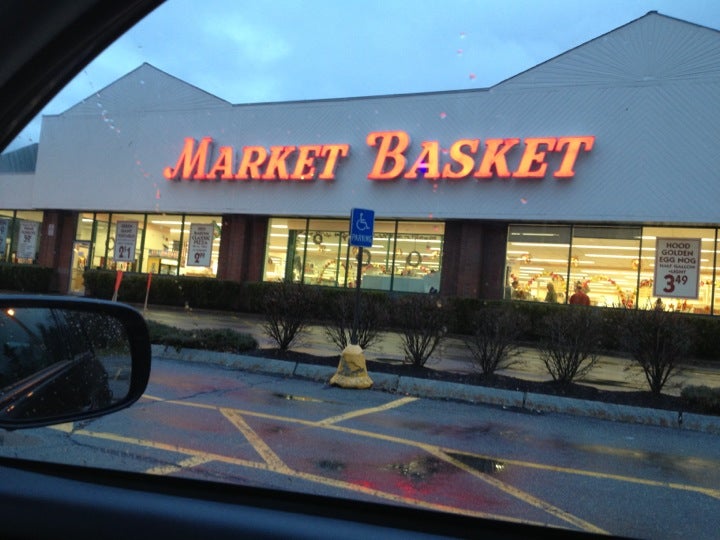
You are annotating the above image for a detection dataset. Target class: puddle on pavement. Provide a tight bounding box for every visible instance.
[273,393,326,403]
[570,443,719,475]
[263,425,285,435]
[383,456,456,481]
[317,459,346,472]
[446,452,507,474]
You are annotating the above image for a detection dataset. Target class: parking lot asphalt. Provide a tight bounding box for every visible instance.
[141,305,720,435]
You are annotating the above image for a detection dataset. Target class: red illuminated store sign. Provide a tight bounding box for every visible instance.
[163,137,349,181]
[163,131,594,182]
[366,131,594,180]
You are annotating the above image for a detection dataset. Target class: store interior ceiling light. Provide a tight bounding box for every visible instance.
[584,253,644,259]
[518,258,573,264]
[510,242,571,248]
[571,243,640,250]
[511,232,560,238]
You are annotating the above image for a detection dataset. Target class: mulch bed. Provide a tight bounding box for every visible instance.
[244,348,707,415]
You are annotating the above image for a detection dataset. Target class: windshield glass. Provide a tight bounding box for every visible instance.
[2,1,720,538]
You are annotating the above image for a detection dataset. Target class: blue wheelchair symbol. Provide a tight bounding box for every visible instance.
[354,212,370,231]
[350,208,374,247]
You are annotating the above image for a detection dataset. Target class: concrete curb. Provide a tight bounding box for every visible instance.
[395,377,526,409]
[151,345,297,376]
[151,346,720,435]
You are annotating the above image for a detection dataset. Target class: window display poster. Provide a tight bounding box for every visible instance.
[114,221,138,262]
[187,223,213,267]
[0,218,8,257]
[653,237,701,299]
[17,220,39,260]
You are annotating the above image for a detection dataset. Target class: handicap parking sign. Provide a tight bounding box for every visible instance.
[349,208,374,247]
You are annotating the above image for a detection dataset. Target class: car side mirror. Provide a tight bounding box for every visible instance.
[0,296,151,430]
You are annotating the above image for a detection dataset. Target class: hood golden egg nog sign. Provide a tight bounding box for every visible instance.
[653,238,701,299]
[163,132,594,182]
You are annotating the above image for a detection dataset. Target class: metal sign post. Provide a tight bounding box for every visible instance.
[349,208,374,345]
[329,209,376,389]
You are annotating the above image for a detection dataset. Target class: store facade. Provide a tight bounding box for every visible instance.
[2,12,720,313]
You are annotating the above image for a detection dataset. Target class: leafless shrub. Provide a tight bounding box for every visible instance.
[621,309,694,395]
[464,304,527,378]
[323,293,387,351]
[395,294,448,368]
[261,281,317,351]
[539,306,600,384]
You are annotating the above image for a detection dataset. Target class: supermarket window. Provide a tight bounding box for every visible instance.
[305,219,350,286]
[178,216,221,277]
[0,210,15,262]
[2,210,44,264]
[506,225,571,302]
[569,226,642,308]
[143,214,222,277]
[642,226,715,314]
[390,221,444,294]
[263,217,444,292]
[264,217,309,282]
[107,213,146,273]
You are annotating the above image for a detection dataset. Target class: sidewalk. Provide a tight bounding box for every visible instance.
[142,305,720,434]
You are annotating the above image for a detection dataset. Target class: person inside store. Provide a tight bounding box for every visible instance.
[569,282,590,305]
[511,279,526,300]
[544,282,557,303]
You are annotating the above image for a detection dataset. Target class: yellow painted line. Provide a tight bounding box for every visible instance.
[315,396,418,426]
[143,394,218,410]
[64,426,548,527]
[233,406,720,502]
[220,408,291,473]
[145,455,214,475]
[298,420,606,533]
[252,460,546,527]
[143,393,720,501]
[444,448,720,501]
[137,393,720,528]
[142,396,597,530]
[424,447,608,535]
[70,428,267,471]
[49,422,74,433]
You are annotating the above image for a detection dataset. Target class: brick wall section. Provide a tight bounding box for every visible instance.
[37,210,77,292]
[478,222,508,300]
[217,214,268,282]
[440,220,508,299]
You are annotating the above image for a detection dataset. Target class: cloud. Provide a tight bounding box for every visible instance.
[5,0,720,153]
[204,18,291,66]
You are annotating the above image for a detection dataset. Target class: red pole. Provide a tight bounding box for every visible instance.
[111,270,124,302]
[143,272,153,312]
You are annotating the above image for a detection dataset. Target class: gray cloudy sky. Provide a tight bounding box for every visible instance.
[6,0,720,151]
